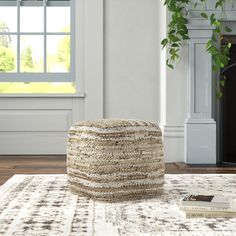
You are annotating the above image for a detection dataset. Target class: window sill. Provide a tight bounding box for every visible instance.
[0,93,85,98]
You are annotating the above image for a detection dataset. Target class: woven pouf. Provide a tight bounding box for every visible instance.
[67,119,165,202]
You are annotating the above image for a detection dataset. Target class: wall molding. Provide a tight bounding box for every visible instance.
[159,124,184,138]
[160,124,185,162]
[0,132,68,155]
[0,97,84,154]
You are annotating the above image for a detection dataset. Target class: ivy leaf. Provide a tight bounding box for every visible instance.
[206,40,212,49]
[225,26,232,32]
[210,13,216,24]
[211,34,217,42]
[162,0,232,77]
[216,91,223,99]
[169,35,180,42]
[214,27,221,33]
[182,35,190,40]
[220,80,225,87]
[161,38,168,46]
[214,21,221,27]
[215,0,224,9]
[167,64,174,69]
[201,12,208,19]
[166,60,174,69]
[215,2,220,9]
[171,43,179,48]
[212,65,219,72]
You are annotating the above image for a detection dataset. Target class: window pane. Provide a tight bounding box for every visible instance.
[0,35,16,72]
[0,7,17,32]
[20,7,43,32]
[47,35,70,72]
[47,7,70,32]
[20,35,44,72]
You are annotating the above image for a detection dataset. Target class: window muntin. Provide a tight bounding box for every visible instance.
[0,0,74,82]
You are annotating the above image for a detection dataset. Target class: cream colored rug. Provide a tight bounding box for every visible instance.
[0,174,236,236]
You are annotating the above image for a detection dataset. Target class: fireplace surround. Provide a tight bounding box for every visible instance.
[218,37,236,164]
[185,16,236,164]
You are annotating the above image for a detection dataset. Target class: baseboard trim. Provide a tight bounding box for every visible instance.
[159,124,184,138]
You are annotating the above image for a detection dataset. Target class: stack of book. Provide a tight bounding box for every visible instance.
[178,194,236,218]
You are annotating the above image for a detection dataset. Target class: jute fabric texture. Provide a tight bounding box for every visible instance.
[67,119,164,202]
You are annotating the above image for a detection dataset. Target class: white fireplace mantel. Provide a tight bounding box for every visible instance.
[160,3,236,163]
[184,20,216,164]
[184,14,236,164]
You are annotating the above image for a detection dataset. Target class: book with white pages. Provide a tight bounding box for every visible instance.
[178,205,236,213]
[183,211,236,219]
[180,194,236,208]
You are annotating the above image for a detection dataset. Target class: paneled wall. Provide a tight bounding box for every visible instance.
[0,96,84,154]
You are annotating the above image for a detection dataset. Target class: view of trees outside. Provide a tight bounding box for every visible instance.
[0,23,70,73]
[47,31,70,72]
[20,35,44,72]
[0,21,15,72]
[0,6,74,93]
[58,34,70,71]
[21,47,34,72]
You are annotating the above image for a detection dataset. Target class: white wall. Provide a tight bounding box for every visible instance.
[159,9,188,162]
[104,0,160,123]
[0,0,188,160]
[104,0,188,162]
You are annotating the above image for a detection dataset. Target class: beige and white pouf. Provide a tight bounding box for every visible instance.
[67,119,165,202]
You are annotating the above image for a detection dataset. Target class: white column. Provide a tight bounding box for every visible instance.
[185,22,216,164]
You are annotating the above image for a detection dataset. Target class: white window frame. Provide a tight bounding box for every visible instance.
[0,0,104,120]
[0,0,75,82]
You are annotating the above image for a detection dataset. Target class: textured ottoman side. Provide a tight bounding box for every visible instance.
[67,119,164,202]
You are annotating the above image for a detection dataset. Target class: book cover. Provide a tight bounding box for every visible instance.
[180,194,236,208]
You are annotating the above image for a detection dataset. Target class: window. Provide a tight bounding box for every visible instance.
[0,0,74,83]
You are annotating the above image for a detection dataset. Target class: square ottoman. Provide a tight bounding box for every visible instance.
[67,119,164,202]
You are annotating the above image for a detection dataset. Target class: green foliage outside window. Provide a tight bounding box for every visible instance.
[0,46,14,72]
[58,28,70,71]
[0,21,74,93]
[0,21,11,47]
[0,21,15,72]
[21,46,34,72]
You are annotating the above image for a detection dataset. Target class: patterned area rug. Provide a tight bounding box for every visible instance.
[0,174,236,236]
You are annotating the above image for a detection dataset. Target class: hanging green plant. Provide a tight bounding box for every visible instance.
[161,0,233,97]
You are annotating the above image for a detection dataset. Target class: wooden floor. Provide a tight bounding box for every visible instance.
[1,156,236,186]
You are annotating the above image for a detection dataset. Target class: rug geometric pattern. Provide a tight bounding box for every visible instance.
[0,174,236,236]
